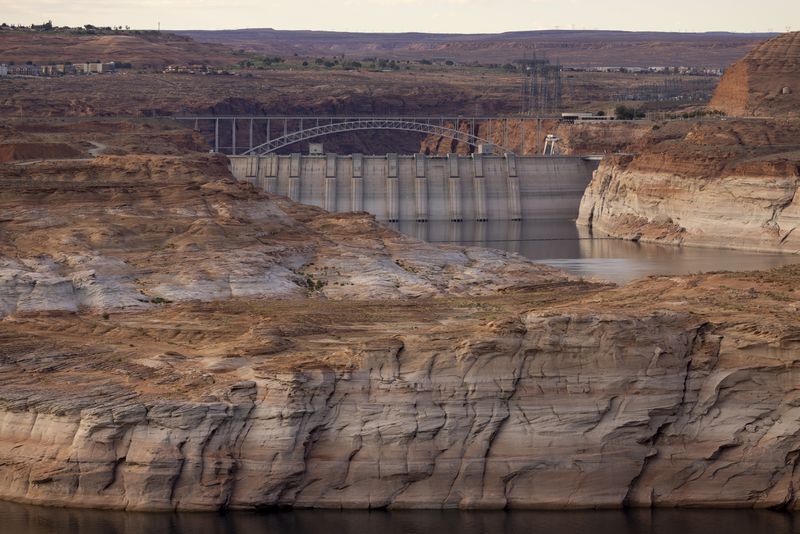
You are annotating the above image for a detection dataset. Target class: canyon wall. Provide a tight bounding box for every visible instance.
[2,286,800,511]
[578,119,800,253]
[710,32,800,117]
[578,157,800,253]
[420,119,652,157]
[580,32,800,252]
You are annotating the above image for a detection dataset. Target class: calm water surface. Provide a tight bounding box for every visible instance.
[390,219,800,283]
[0,500,797,534]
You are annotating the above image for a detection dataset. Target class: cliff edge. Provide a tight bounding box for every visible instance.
[578,118,800,253]
[710,32,800,117]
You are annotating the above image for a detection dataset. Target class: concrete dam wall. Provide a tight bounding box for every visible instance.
[228,154,599,221]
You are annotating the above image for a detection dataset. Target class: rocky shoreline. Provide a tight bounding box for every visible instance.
[1,266,800,511]
[578,119,800,255]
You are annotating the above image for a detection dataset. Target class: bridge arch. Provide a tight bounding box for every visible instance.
[242,118,513,155]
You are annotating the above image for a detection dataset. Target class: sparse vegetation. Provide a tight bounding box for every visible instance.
[614,104,646,120]
[293,270,328,293]
[667,109,727,120]
[0,21,156,36]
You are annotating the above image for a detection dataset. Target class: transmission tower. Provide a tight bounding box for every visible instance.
[518,50,563,115]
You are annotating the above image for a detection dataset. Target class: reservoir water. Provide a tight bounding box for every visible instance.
[389,219,800,283]
[0,500,796,534]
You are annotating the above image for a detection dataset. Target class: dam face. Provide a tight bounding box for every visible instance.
[228,153,599,221]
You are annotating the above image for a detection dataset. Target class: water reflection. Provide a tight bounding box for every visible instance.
[389,219,800,283]
[0,500,796,534]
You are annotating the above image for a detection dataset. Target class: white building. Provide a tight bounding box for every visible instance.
[75,62,103,74]
[0,64,7,76]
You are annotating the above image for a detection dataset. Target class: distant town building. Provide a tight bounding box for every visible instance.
[164,64,233,76]
[40,64,66,75]
[7,64,41,76]
[74,62,103,74]
[2,61,116,77]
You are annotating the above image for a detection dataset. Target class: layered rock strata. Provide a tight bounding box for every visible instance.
[0,266,799,511]
[711,32,800,117]
[578,119,800,253]
[0,154,562,318]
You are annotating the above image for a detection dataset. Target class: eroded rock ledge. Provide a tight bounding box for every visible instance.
[1,266,799,511]
[578,119,800,254]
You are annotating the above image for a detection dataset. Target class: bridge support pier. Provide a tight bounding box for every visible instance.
[232,118,236,155]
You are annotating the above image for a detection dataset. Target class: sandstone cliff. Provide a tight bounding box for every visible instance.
[578,119,800,253]
[420,119,652,156]
[1,266,799,511]
[711,32,800,117]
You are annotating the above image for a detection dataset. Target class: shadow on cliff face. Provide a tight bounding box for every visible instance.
[0,501,796,534]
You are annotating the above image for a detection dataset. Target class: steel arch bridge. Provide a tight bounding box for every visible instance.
[242,118,511,155]
[172,115,537,155]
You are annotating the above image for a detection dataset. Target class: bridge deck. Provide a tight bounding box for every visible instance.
[173,115,560,156]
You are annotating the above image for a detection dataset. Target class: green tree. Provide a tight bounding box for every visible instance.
[614,105,644,120]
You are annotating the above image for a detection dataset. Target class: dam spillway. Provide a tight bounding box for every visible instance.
[228,153,600,221]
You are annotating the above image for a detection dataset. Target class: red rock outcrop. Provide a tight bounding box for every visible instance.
[711,32,800,117]
[0,142,83,163]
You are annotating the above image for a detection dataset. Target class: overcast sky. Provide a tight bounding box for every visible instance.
[1,0,796,33]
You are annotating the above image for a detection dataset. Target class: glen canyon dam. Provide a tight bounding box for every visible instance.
[0,4,799,534]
